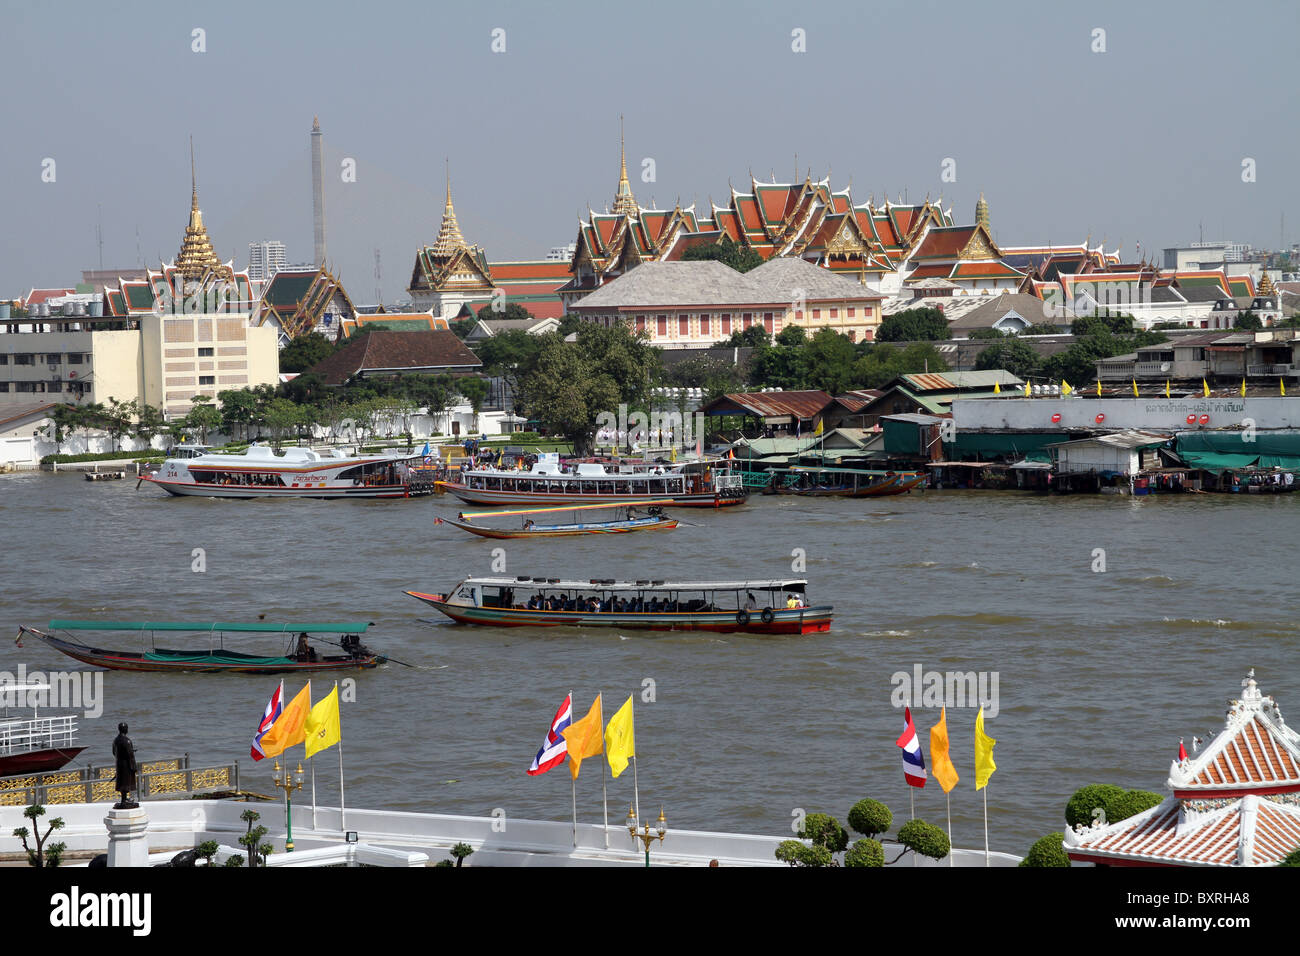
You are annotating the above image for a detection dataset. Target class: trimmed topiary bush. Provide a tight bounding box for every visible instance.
[1108,789,1163,823]
[1065,784,1126,828]
[848,798,893,838]
[774,839,834,867]
[845,838,885,867]
[1279,848,1300,867]
[798,813,848,853]
[1019,832,1070,867]
[896,819,950,861]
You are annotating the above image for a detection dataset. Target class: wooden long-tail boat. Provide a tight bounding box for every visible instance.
[405,576,832,634]
[18,621,386,674]
[763,467,926,497]
[436,500,679,538]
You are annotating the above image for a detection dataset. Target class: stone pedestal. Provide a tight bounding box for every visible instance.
[104,807,150,867]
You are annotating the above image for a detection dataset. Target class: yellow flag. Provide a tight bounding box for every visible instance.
[1061,380,1073,395]
[303,684,341,759]
[1096,380,1102,396]
[1165,380,1170,398]
[993,381,1001,394]
[1240,378,1247,397]
[1131,378,1139,397]
[974,706,997,791]
[1282,379,1287,397]
[259,683,310,759]
[813,417,824,435]
[1202,378,1210,397]
[604,695,635,778]
[1023,380,1031,397]
[929,707,959,793]
[562,694,603,780]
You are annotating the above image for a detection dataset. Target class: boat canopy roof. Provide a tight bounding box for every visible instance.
[48,620,370,634]
[460,499,675,519]
[173,443,417,467]
[457,577,808,593]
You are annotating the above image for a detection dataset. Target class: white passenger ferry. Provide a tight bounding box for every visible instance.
[139,443,434,499]
[441,453,747,508]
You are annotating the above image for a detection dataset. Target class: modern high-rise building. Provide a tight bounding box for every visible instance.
[247,240,287,281]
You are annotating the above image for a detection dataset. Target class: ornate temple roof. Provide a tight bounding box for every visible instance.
[431,167,469,257]
[1064,671,1300,867]
[611,118,638,217]
[176,141,233,283]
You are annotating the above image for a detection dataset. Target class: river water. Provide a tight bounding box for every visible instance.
[2,471,1296,858]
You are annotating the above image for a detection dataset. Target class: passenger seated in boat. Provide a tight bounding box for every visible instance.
[523,519,535,530]
[745,592,758,611]
[787,594,798,609]
[527,595,539,610]
[294,632,317,663]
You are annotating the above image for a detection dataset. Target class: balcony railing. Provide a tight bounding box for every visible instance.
[1247,364,1295,377]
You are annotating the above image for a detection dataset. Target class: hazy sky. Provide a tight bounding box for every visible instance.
[2,0,1296,302]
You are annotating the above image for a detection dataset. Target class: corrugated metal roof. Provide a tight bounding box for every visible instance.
[900,370,1023,392]
[703,390,833,420]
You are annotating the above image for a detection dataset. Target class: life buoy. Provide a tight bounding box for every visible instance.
[1051,413,1062,424]
[760,608,775,624]
[1186,414,1197,425]
[736,610,750,625]
[1095,413,1106,424]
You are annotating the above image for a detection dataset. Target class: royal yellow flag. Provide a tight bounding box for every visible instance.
[1202,378,1210,397]
[1131,378,1139,397]
[1240,378,1247,397]
[1282,379,1287,397]
[974,706,997,791]
[1023,380,1031,397]
[929,707,959,793]
[562,694,603,780]
[259,683,310,759]
[1096,380,1102,397]
[303,684,341,759]
[813,417,824,435]
[604,695,635,778]
[993,381,1001,394]
[1165,379,1171,398]
[1062,380,1073,395]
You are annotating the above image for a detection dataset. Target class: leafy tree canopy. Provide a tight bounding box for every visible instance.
[876,307,950,342]
[278,331,338,374]
[681,235,764,273]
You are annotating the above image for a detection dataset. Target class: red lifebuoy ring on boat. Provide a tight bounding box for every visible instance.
[1095,413,1106,424]
[1186,415,1197,425]
[1051,413,1062,424]
[1199,414,1210,425]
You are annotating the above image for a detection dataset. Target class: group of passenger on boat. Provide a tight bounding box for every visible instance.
[194,471,285,487]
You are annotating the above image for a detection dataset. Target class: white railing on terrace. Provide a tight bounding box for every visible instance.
[0,715,77,755]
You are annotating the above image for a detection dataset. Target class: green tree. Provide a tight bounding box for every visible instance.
[103,397,138,452]
[975,338,1041,379]
[184,396,222,444]
[1020,832,1070,867]
[239,809,270,868]
[278,331,338,374]
[1234,310,1263,330]
[263,398,304,447]
[682,234,764,273]
[721,324,773,349]
[476,301,536,324]
[797,813,849,853]
[893,819,950,863]
[476,329,542,415]
[802,328,860,395]
[853,342,950,388]
[218,389,259,442]
[456,377,490,432]
[876,307,950,342]
[12,803,65,868]
[134,403,166,449]
[844,838,885,867]
[40,404,87,452]
[966,327,1008,341]
[449,317,477,339]
[449,842,475,867]
[847,798,893,839]
[1280,848,1300,867]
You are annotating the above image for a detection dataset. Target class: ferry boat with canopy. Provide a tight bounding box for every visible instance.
[0,683,84,775]
[405,576,831,634]
[435,500,679,538]
[763,466,927,497]
[18,621,386,674]
[139,443,435,499]
[441,453,746,508]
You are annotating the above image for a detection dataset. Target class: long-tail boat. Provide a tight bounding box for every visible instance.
[18,621,386,674]
[763,466,926,497]
[436,500,679,538]
[405,576,832,634]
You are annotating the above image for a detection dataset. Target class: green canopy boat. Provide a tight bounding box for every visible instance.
[18,621,386,674]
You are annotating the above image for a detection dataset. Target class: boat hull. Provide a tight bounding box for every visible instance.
[405,590,832,634]
[35,634,384,674]
[0,747,86,775]
[441,484,744,508]
[439,516,678,538]
[140,475,412,499]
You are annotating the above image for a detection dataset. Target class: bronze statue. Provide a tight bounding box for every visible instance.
[112,722,138,808]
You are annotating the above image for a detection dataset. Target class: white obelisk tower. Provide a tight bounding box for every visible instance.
[312,115,327,267]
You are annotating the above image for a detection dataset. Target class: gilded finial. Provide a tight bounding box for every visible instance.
[612,116,638,217]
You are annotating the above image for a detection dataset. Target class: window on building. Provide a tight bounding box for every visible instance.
[742,313,752,330]
[812,309,821,319]
[47,381,61,392]
[763,312,774,333]
[0,354,7,365]
[198,347,214,357]
[635,315,645,332]
[14,354,33,365]
[847,307,856,318]
[830,308,838,318]
[679,315,689,336]
[657,315,667,337]
[67,353,83,364]
[0,382,7,391]
[199,375,216,386]
[721,313,731,334]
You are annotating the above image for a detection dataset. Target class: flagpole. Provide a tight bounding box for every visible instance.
[982,787,990,867]
[311,761,317,830]
[632,756,640,823]
[335,681,346,833]
[946,791,953,867]
[601,748,610,850]
[570,774,578,848]
[910,789,916,866]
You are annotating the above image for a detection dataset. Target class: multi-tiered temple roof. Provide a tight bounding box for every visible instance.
[1064,670,1300,866]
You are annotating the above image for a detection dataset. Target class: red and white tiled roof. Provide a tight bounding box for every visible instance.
[1169,670,1300,798]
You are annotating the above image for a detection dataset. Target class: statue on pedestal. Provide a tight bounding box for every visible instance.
[112,722,139,809]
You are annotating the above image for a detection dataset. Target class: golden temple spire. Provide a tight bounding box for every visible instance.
[175,138,230,282]
[612,115,638,217]
[431,159,468,257]
[975,192,990,231]
[1258,269,1276,296]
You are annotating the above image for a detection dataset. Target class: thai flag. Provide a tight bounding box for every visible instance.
[895,706,927,788]
[527,693,572,776]
[250,681,284,761]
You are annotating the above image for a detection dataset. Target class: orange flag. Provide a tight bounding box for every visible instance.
[258,683,311,759]
[561,694,603,780]
[929,707,959,793]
